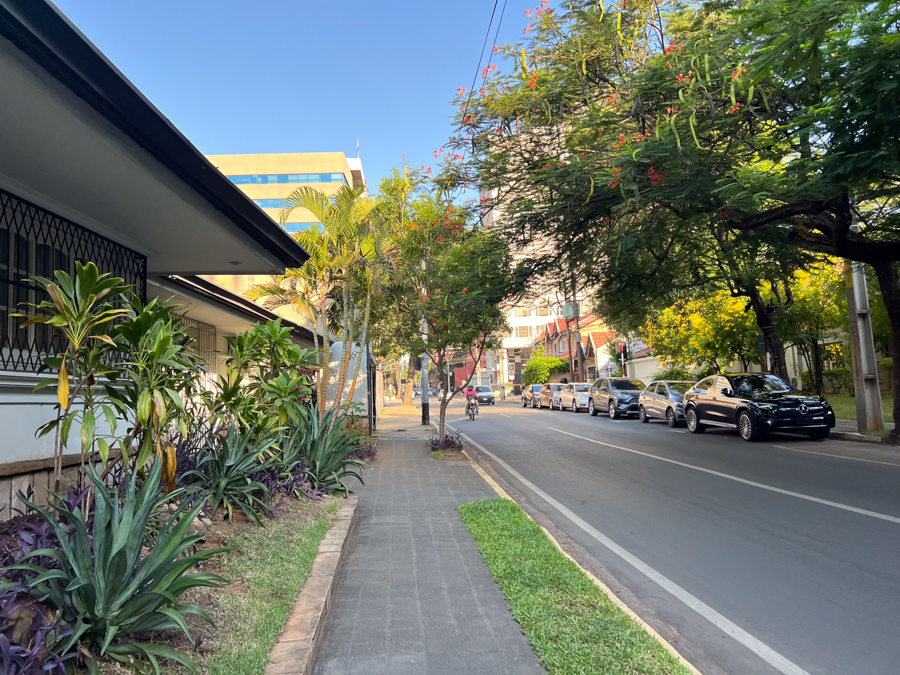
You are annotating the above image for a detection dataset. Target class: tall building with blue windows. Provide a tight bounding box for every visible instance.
[206,152,366,233]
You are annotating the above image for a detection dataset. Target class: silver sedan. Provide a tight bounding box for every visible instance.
[557,383,592,412]
[638,380,694,427]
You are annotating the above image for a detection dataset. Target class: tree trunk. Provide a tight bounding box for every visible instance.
[331,280,354,415]
[347,288,373,408]
[871,261,900,445]
[403,353,415,406]
[317,313,329,422]
[746,286,790,381]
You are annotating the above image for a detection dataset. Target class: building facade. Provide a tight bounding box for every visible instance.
[0,0,311,514]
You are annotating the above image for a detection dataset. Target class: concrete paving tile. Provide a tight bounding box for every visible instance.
[311,436,542,675]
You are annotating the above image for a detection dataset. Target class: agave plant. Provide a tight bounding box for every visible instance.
[4,460,227,673]
[183,421,278,524]
[297,407,366,495]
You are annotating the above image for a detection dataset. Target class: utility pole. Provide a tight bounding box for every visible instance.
[845,260,884,432]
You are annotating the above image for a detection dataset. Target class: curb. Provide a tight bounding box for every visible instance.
[831,431,885,444]
[454,440,702,675]
[265,494,359,675]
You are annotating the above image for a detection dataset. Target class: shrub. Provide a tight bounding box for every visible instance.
[521,347,569,387]
[182,420,277,525]
[651,365,694,381]
[296,407,365,495]
[345,442,378,462]
[6,461,227,673]
[428,431,463,453]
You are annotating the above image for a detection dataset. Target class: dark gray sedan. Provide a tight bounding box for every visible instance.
[588,377,646,418]
[638,380,694,427]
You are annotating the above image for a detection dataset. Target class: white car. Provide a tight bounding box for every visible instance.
[557,383,591,412]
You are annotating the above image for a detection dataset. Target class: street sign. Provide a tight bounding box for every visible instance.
[756,334,767,353]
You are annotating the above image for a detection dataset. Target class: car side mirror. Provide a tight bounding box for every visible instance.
[720,387,731,397]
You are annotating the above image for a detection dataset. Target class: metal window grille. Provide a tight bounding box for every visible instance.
[0,187,147,373]
[180,316,218,391]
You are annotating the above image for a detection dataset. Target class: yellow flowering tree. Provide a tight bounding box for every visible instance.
[641,292,761,372]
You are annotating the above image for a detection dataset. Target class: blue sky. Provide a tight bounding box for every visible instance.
[53,0,527,192]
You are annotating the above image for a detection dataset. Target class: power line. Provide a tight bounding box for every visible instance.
[461,0,501,126]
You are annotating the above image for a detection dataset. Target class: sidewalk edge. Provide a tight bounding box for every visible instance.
[831,431,884,444]
[264,494,359,675]
[454,437,702,675]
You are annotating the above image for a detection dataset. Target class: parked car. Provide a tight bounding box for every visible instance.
[588,377,646,418]
[558,383,591,412]
[638,380,694,427]
[412,387,421,399]
[682,373,835,441]
[539,383,566,409]
[475,385,495,405]
[521,384,541,408]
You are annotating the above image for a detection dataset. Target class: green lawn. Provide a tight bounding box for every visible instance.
[196,496,340,674]
[826,394,894,422]
[458,499,692,675]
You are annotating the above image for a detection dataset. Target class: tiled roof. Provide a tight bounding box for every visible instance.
[590,331,617,348]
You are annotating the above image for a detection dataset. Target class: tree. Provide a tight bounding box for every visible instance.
[415,232,512,438]
[640,291,762,372]
[444,0,900,441]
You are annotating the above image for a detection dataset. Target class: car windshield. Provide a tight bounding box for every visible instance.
[550,384,564,391]
[611,379,644,390]
[731,374,792,395]
[476,386,490,392]
[575,384,590,392]
[666,382,693,395]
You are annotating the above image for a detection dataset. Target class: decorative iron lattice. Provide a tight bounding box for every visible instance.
[179,315,218,391]
[0,187,148,373]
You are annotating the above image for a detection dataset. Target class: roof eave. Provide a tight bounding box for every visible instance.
[0,0,308,269]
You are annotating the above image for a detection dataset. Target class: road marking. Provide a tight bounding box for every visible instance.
[771,445,900,467]
[548,427,900,525]
[498,413,512,418]
[449,423,810,675]
[670,430,686,433]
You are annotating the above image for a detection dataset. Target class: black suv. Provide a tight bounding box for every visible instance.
[588,377,646,419]
[683,373,835,441]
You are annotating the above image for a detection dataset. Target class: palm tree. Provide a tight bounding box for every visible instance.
[254,185,390,416]
[248,232,334,419]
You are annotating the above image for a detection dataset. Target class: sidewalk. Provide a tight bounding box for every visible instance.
[311,406,544,675]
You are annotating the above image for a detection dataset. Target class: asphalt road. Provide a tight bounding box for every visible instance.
[429,398,900,675]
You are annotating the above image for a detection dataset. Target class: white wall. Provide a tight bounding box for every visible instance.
[0,373,77,463]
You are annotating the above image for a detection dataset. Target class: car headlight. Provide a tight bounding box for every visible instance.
[755,403,778,415]
[577,395,588,403]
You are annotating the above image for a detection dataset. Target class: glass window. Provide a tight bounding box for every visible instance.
[574,384,590,392]
[610,378,644,390]
[228,173,349,186]
[730,374,792,395]
[714,376,731,392]
[254,199,285,209]
[667,382,692,395]
[537,306,550,316]
[515,307,531,317]
[695,377,715,391]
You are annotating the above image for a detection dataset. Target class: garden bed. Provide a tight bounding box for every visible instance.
[140,496,341,674]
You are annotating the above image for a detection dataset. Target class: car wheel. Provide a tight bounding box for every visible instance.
[639,406,649,423]
[738,410,762,442]
[572,400,578,413]
[522,397,527,408]
[589,399,597,416]
[532,398,538,409]
[666,408,678,428]
[807,427,830,440]
[609,400,620,420]
[686,408,706,434]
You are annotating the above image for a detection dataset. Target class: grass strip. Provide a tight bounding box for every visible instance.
[432,451,445,460]
[458,499,692,675]
[200,497,341,675]
[827,394,893,422]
